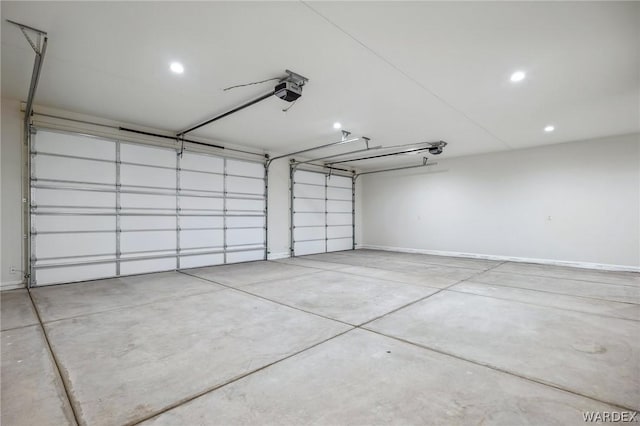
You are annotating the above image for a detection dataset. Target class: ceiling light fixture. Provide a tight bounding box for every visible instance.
[333,122,342,130]
[170,62,184,74]
[510,71,526,82]
[544,125,555,132]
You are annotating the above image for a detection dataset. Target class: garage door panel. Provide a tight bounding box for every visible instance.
[227,159,263,178]
[327,175,352,188]
[227,229,263,246]
[121,230,176,252]
[120,258,176,276]
[34,188,115,208]
[327,226,352,239]
[294,226,325,241]
[179,196,223,212]
[121,164,175,189]
[226,249,263,263]
[180,253,224,269]
[121,143,175,167]
[36,233,115,258]
[294,212,325,227]
[35,263,117,286]
[36,215,115,233]
[327,200,352,213]
[227,176,263,195]
[179,247,222,255]
[181,153,223,173]
[327,213,352,226]
[35,131,115,160]
[180,229,223,249]
[294,198,324,213]
[227,216,264,228]
[327,187,351,200]
[294,241,326,256]
[121,193,175,210]
[295,171,325,185]
[121,216,174,230]
[180,216,224,229]
[180,171,223,192]
[293,183,324,199]
[227,198,264,212]
[327,238,353,252]
[35,155,115,184]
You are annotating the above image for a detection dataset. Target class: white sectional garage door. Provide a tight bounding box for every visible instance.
[30,129,265,286]
[292,169,353,256]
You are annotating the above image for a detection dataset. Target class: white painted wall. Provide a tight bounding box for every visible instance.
[1,97,25,289]
[266,159,291,259]
[361,133,640,270]
[354,177,363,248]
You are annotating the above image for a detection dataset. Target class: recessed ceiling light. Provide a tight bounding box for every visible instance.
[333,122,342,129]
[510,71,526,82]
[170,62,184,74]
[544,125,555,132]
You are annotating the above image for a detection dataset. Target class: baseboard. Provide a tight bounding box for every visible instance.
[268,252,290,261]
[1,279,25,291]
[358,245,640,273]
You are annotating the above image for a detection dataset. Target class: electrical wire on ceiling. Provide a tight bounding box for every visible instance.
[223,77,281,92]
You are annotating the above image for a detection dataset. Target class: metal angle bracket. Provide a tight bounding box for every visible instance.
[177,134,186,158]
[6,19,47,54]
[283,69,309,86]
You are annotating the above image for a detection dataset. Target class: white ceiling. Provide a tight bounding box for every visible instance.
[2,1,638,164]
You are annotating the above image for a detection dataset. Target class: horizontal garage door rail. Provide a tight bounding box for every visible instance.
[32,180,264,199]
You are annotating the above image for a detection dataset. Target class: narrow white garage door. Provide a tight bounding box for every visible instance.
[292,169,353,256]
[30,129,265,286]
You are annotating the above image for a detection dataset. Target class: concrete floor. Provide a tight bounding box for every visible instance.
[1,249,638,425]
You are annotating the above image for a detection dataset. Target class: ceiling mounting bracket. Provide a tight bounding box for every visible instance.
[282,69,309,87]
